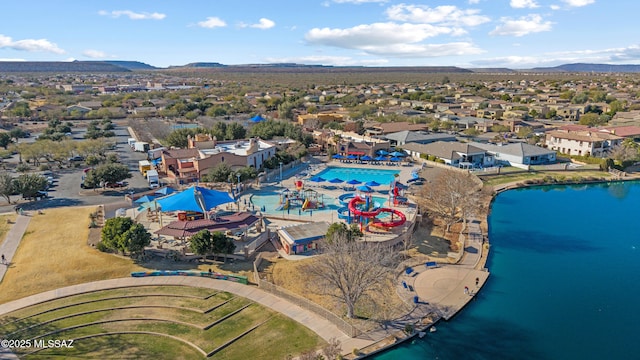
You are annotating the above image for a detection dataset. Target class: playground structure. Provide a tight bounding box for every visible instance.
[346,195,406,232]
[275,182,326,212]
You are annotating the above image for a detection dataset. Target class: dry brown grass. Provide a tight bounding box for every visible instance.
[0,213,17,247]
[0,207,145,303]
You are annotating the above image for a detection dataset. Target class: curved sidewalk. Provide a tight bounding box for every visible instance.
[0,276,372,353]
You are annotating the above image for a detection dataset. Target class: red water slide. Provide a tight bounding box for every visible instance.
[372,208,407,228]
[348,196,382,217]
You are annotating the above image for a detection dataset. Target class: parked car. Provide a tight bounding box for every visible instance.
[105,181,126,188]
[68,155,84,162]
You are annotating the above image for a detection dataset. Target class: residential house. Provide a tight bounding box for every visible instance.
[545,130,622,157]
[363,122,428,136]
[384,130,456,146]
[599,125,640,139]
[403,141,490,168]
[471,142,556,169]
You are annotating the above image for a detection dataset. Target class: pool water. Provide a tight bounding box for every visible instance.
[315,167,400,185]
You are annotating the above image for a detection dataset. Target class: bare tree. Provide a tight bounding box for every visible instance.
[417,168,480,232]
[322,337,342,360]
[306,234,399,319]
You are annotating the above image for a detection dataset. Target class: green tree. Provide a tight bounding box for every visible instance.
[124,223,151,255]
[90,163,132,186]
[190,229,213,257]
[491,125,510,133]
[0,173,16,203]
[163,128,203,148]
[0,133,12,149]
[211,231,235,262]
[9,128,27,142]
[579,113,608,127]
[100,217,149,255]
[13,174,48,200]
[517,127,533,139]
[326,223,362,242]
[202,163,232,182]
[225,122,247,140]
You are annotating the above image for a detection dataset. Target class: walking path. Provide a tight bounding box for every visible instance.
[0,213,31,284]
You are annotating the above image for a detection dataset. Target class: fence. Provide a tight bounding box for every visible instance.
[243,232,269,258]
[252,254,360,338]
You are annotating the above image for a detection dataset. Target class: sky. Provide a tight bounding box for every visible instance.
[1,0,639,69]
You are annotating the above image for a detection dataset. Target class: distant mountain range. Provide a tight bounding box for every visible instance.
[1,61,640,73]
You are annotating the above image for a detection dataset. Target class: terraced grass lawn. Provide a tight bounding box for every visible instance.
[0,285,325,359]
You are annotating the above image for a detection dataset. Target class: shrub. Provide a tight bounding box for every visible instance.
[16,163,30,172]
[404,323,414,334]
[96,242,110,252]
[38,164,50,171]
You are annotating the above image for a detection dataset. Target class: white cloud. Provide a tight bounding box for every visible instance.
[561,0,595,7]
[197,17,227,28]
[306,22,484,58]
[242,18,275,30]
[82,50,110,59]
[0,58,26,62]
[0,34,64,54]
[490,14,553,37]
[550,4,561,10]
[263,55,389,66]
[468,0,480,3]
[332,0,388,3]
[98,10,166,20]
[386,4,490,27]
[510,0,539,8]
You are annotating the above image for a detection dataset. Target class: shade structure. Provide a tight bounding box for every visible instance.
[395,182,409,190]
[360,155,373,161]
[365,180,381,187]
[328,178,344,184]
[155,186,234,213]
[389,156,402,162]
[309,176,326,183]
[346,179,362,185]
[134,195,157,204]
[376,149,389,155]
[154,187,175,196]
[357,185,373,192]
[390,151,406,157]
[374,155,388,161]
[250,114,265,123]
[346,154,358,160]
[332,154,345,159]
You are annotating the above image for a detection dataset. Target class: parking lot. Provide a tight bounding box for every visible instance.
[0,125,155,215]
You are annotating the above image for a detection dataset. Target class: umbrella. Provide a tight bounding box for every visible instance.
[346,179,361,185]
[390,151,406,157]
[390,156,402,162]
[154,187,175,196]
[347,154,358,160]
[134,195,157,204]
[328,178,344,184]
[309,176,326,183]
[357,185,373,192]
[361,155,373,161]
[376,149,389,155]
[155,186,234,213]
[250,114,265,123]
[374,155,388,161]
[365,180,381,187]
[332,154,345,159]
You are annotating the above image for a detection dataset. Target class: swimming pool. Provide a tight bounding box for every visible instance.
[315,167,400,185]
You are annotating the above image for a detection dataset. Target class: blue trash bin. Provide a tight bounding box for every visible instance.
[413,296,419,304]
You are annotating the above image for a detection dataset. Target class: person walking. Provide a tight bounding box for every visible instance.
[476,277,480,287]
[1,254,5,265]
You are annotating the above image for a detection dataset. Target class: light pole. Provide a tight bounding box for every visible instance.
[279,162,283,184]
[236,173,241,193]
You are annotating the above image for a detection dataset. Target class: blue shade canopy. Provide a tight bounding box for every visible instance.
[361,155,373,161]
[357,185,373,192]
[389,156,402,162]
[374,155,388,161]
[365,180,381,187]
[376,149,389,155]
[395,182,409,189]
[134,195,157,203]
[309,176,326,182]
[328,178,344,183]
[390,151,406,157]
[332,154,345,159]
[250,115,265,122]
[346,154,358,160]
[155,186,234,212]
[346,179,361,185]
[154,187,175,196]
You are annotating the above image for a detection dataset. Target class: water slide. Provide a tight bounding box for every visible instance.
[348,196,406,228]
[275,198,290,211]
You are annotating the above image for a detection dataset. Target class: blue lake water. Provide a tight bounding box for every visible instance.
[374,181,640,360]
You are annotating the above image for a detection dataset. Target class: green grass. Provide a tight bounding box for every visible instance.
[1,285,325,360]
